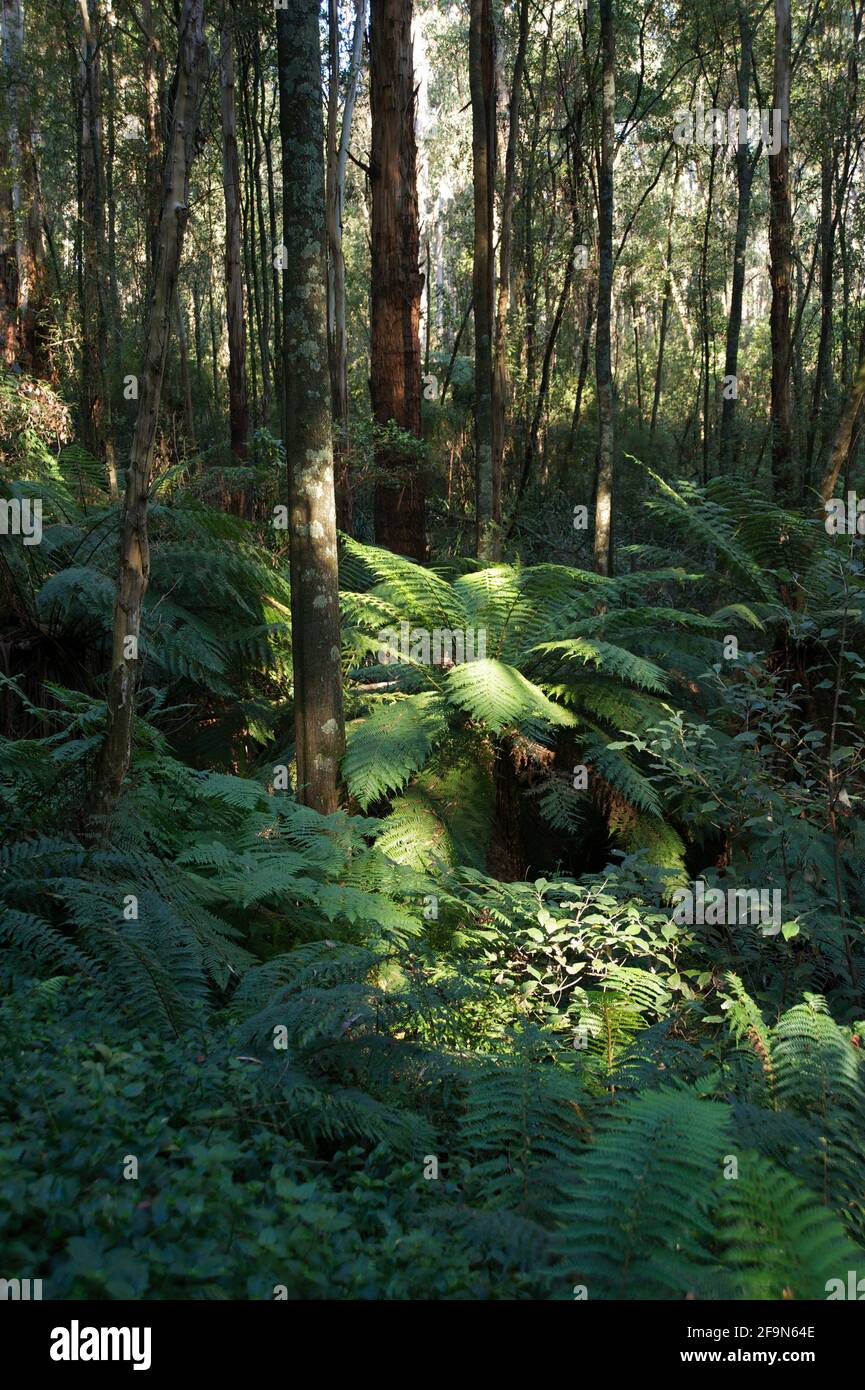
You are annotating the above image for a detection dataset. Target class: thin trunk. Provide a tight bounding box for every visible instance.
[699,92,720,483]
[78,0,115,496]
[19,124,50,378]
[0,0,18,366]
[1,0,50,377]
[105,22,120,356]
[174,290,194,445]
[262,96,283,441]
[424,237,431,373]
[820,321,865,504]
[238,55,261,430]
[276,0,346,814]
[511,237,577,523]
[570,275,594,447]
[250,34,272,420]
[650,186,675,437]
[793,250,805,468]
[234,51,258,429]
[522,21,551,413]
[839,216,849,388]
[192,272,204,396]
[440,294,472,405]
[332,0,363,419]
[593,0,615,577]
[719,7,758,473]
[326,0,366,532]
[491,0,529,538]
[804,151,834,489]
[632,292,643,429]
[92,0,209,824]
[219,2,249,459]
[769,0,794,497]
[470,0,496,559]
[208,269,219,399]
[141,0,162,279]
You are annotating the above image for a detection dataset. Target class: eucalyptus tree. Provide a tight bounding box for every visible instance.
[276,0,346,813]
[369,0,425,560]
[93,0,209,822]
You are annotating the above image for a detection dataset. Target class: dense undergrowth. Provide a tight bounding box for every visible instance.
[2,386,865,1299]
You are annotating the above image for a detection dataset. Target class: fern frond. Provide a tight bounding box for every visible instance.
[343,693,449,809]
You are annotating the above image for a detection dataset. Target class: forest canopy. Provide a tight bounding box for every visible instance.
[1,0,865,1310]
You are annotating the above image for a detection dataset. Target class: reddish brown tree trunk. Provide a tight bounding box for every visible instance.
[326,0,366,535]
[370,0,425,561]
[0,0,50,376]
[491,0,529,539]
[0,0,22,367]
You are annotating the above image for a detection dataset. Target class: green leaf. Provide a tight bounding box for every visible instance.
[443,658,576,734]
[343,693,448,808]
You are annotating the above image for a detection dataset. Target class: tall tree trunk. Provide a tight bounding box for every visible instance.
[326,0,366,532]
[105,23,120,359]
[239,56,271,424]
[511,236,577,522]
[804,151,834,491]
[16,128,49,378]
[207,262,219,398]
[470,0,496,559]
[792,250,805,464]
[650,163,682,437]
[0,0,50,377]
[699,79,721,483]
[370,0,425,560]
[92,0,209,824]
[839,214,850,388]
[174,290,194,446]
[277,0,346,814]
[491,0,529,541]
[0,0,17,366]
[78,0,116,494]
[521,16,551,415]
[219,1,249,460]
[141,0,163,282]
[632,289,643,429]
[769,0,794,497]
[246,34,272,422]
[593,0,615,576]
[326,0,339,392]
[261,87,283,439]
[192,270,205,395]
[719,6,757,473]
[237,55,259,429]
[569,274,595,449]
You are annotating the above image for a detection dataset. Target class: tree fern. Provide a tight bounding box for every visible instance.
[443,657,576,737]
[343,693,449,808]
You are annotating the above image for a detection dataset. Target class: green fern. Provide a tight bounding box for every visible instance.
[721,1153,861,1299]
